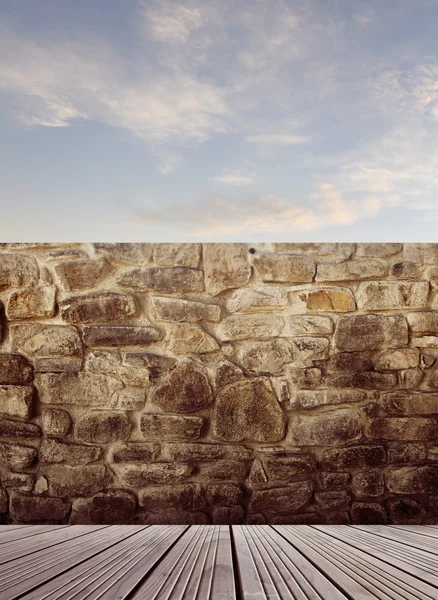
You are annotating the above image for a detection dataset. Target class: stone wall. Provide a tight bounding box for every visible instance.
[0,242,437,525]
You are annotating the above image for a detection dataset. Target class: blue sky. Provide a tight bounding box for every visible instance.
[1,0,438,241]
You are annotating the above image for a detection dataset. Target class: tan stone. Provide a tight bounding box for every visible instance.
[199,460,250,480]
[352,472,384,499]
[152,361,213,413]
[111,442,160,463]
[216,313,285,341]
[1,472,33,491]
[0,254,39,289]
[162,442,251,462]
[356,280,429,310]
[289,389,366,410]
[75,412,132,443]
[55,259,108,291]
[316,259,387,282]
[386,465,438,494]
[356,243,402,258]
[10,324,82,357]
[154,243,201,268]
[33,476,48,495]
[373,348,419,370]
[166,323,219,354]
[211,359,243,389]
[7,286,56,319]
[0,442,37,469]
[288,408,362,446]
[212,378,285,443]
[203,244,251,295]
[34,357,82,372]
[273,243,355,261]
[60,291,137,323]
[236,339,293,374]
[117,267,204,293]
[284,367,322,388]
[0,386,33,419]
[151,296,220,322]
[411,335,438,348]
[43,465,110,496]
[367,418,437,441]
[334,314,408,351]
[324,371,397,390]
[70,491,136,524]
[291,337,329,366]
[0,418,40,437]
[248,481,313,514]
[382,392,438,415]
[403,243,438,264]
[252,253,315,283]
[389,261,422,279]
[264,453,314,481]
[205,484,242,506]
[36,372,123,407]
[94,243,153,265]
[291,287,355,312]
[115,463,192,486]
[226,286,288,313]
[83,324,163,347]
[39,439,101,465]
[139,484,205,510]
[407,311,438,334]
[41,409,71,436]
[140,414,204,440]
[0,354,33,385]
[287,315,333,335]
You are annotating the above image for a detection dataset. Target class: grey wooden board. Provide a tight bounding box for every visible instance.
[0,525,437,599]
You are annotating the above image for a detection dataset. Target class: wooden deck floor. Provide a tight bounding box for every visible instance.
[0,524,437,599]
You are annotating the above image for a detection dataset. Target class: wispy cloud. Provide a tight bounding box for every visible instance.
[246,134,311,145]
[213,170,255,185]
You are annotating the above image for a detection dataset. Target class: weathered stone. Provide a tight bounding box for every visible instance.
[6,286,56,320]
[1,472,33,490]
[248,481,313,514]
[247,514,267,524]
[373,348,419,370]
[39,439,101,465]
[151,296,220,323]
[316,259,387,282]
[314,491,350,511]
[34,357,82,372]
[324,371,397,390]
[352,472,384,499]
[94,243,153,265]
[291,337,330,366]
[0,488,7,512]
[41,409,71,436]
[387,498,425,524]
[140,414,204,440]
[252,253,315,284]
[162,443,251,462]
[55,259,108,291]
[152,361,213,413]
[287,315,333,336]
[10,324,82,357]
[42,465,110,497]
[351,502,387,524]
[389,261,422,279]
[203,244,251,296]
[43,248,89,261]
[139,484,205,510]
[75,412,132,443]
[0,418,41,437]
[264,454,314,481]
[388,443,427,464]
[289,389,366,410]
[236,339,293,374]
[403,243,438,264]
[382,392,438,416]
[274,243,355,261]
[334,314,408,351]
[10,493,70,523]
[70,491,136,524]
[247,458,268,486]
[211,506,244,524]
[356,243,402,258]
[288,409,362,446]
[154,243,201,268]
[206,484,242,506]
[123,352,177,377]
[407,311,438,334]
[83,324,163,347]
[33,476,48,495]
[426,266,438,284]
[292,287,356,312]
[36,372,122,407]
[227,286,288,313]
[320,472,350,490]
[0,254,39,289]
[166,323,219,354]
[118,267,204,293]
[284,367,322,388]
[0,442,36,469]
[0,352,33,385]
[386,465,438,494]
[115,463,192,486]
[135,510,209,525]
[213,378,285,443]
[321,446,386,471]
[327,352,372,372]
[367,418,437,441]
[60,291,137,323]
[111,442,160,463]
[356,280,429,310]
[0,386,33,419]
[411,335,438,348]
[199,460,250,480]
[216,313,285,341]
[211,359,243,389]
[420,353,435,369]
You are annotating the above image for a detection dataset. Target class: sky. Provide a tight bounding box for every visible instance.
[1,0,438,242]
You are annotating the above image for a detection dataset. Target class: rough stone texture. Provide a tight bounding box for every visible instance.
[1,242,438,524]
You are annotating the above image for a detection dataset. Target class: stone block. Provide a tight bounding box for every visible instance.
[287,315,333,335]
[161,443,251,462]
[41,409,71,436]
[55,259,108,291]
[386,465,438,494]
[321,446,386,471]
[216,313,285,341]
[7,286,56,320]
[388,443,427,464]
[334,314,408,351]
[352,471,384,499]
[140,414,204,440]
[373,348,419,370]
[60,291,137,323]
[0,442,37,469]
[316,259,387,282]
[356,280,429,310]
[291,287,355,312]
[10,493,70,523]
[0,254,39,289]
[0,386,33,418]
[39,439,101,465]
[117,267,204,293]
[205,484,242,506]
[381,392,438,415]
[226,286,288,313]
[203,244,251,295]
[70,490,136,524]
[75,412,132,443]
[138,484,205,510]
[154,243,201,268]
[115,463,192,486]
[0,418,40,437]
[407,311,438,334]
[288,408,362,446]
[356,243,402,258]
[111,443,160,463]
[403,243,438,264]
[264,453,314,481]
[42,465,110,497]
[236,339,293,374]
[289,389,366,410]
[351,502,387,524]
[367,418,437,441]
[151,296,220,322]
[10,324,82,357]
[36,372,123,407]
[324,371,397,390]
[152,361,213,413]
[248,481,313,514]
[314,491,350,510]
[320,472,350,490]
[166,323,219,354]
[83,324,163,347]
[94,243,153,265]
[198,460,250,480]
[252,253,315,283]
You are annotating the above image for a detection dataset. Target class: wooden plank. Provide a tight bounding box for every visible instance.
[275,525,437,600]
[0,524,69,545]
[21,525,186,600]
[132,525,236,599]
[392,525,438,539]
[352,525,438,556]
[315,525,438,585]
[0,525,146,599]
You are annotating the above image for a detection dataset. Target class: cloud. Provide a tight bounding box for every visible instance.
[246,133,311,145]
[139,0,208,43]
[213,170,255,185]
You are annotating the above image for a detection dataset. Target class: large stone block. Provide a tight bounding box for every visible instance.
[0,254,39,289]
[356,243,402,258]
[140,414,204,440]
[151,296,220,322]
[381,392,438,416]
[203,244,251,295]
[291,337,330,366]
[252,253,315,283]
[39,439,101,465]
[75,412,132,443]
[10,493,70,523]
[42,465,110,497]
[111,442,160,463]
[115,463,192,486]
[213,378,285,443]
[356,281,429,310]
[55,259,108,291]
[0,418,40,437]
[138,484,205,510]
[226,286,289,313]
[205,484,242,506]
[403,243,438,264]
[368,417,437,441]
[389,261,422,279]
[236,339,293,374]
[373,348,419,370]
[326,352,372,372]
[334,314,408,351]
[264,453,314,481]
[284,367,322,389]
[83,324,163,347]
[288,409,362,446]
[324,371,397,390]
[161,443,251,462]
[386,465,438,494]
[70,490,136,524]
[352,471,384,499]
[216,313,285,341]
[351,502,387,524]
[315,259,387,282]
[166,323,219,354]
[7,286,56,320]
[41,408,71,436]
[117,267,204,293]
[388,443,427,464]
[10,324,82,357]
[0,442,37,469]
[273,243,355,261]
[248,481,313,514]
[198,460,250,480]
[291,287,355,312]
[154,243,201,268]
[151,361,213,413]
[289,389,366,410]
[0,386,33,418]
[321,445,386,471]
[60,291,137,323]
[36,372,123,407]
[407,311,438,334]
[287,315,333,336]
[94,243,153,265]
